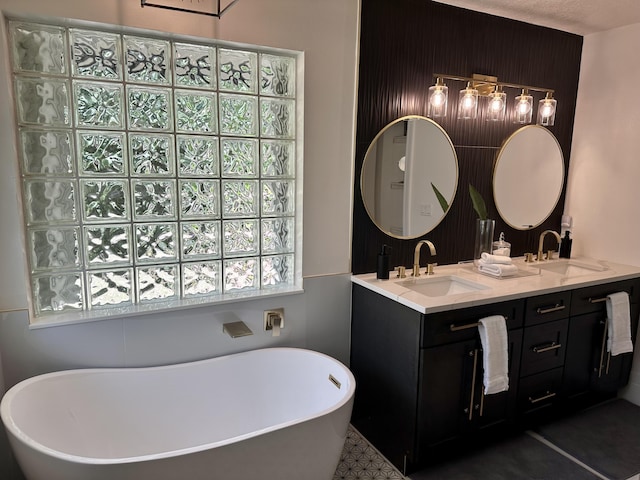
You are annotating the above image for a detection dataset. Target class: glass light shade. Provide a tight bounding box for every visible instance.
[427,81,448,118]
[487,88,506,121]
[514,90,533,124]
[457,84,478,119]
[537,93,557,126]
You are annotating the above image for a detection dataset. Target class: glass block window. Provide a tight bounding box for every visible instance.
[9,19,300,318]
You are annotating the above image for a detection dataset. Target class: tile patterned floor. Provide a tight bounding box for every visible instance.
[339,400,640,480]
[333,425,406,479]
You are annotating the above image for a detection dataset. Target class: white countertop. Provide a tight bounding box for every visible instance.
[351,257,640,314]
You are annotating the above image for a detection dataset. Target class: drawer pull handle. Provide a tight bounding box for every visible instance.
[529,391,556,404]
[451,322,478,331]
[532,342,562,353]
[589,296,608,304]
[536,304,565,314]
[450,316,509,332]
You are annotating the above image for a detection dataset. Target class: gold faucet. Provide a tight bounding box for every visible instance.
[537,230,561,261]
[413,240,436,276]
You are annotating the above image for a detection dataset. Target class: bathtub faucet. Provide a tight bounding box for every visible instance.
[223,321,253,338]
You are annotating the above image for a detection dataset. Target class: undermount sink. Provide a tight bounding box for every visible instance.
[535,260,607,277]
[399,275,489,297]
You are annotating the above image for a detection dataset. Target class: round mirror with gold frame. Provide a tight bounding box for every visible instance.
[493,125,564,230]
[361,115,459,239]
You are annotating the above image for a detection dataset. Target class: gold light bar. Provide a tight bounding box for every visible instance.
[433,73,554,96]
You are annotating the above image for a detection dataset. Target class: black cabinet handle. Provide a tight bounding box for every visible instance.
[536,304,565,314]
[529,391,556,404]
[532,342,562,353]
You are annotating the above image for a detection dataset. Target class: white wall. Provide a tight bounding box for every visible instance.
[0,1,359,477]
[565,22,640,404]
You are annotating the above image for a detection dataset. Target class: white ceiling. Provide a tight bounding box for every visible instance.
[433,0,640,35]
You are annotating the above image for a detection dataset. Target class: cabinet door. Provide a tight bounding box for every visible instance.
[418,339,477,449]
[477,329,522,432]
[417,330,521,454]
[565,311,631,399]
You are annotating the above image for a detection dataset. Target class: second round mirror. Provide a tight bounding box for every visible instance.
[493,125,564,230]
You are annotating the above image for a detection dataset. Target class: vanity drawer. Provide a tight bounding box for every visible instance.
[518,367,563,414]
[571,279,640,316]
[520,319,568,377]
[421,300,524,348]
[524,291,571,326]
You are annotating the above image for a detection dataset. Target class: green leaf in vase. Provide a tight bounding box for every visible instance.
[469,183,488,220]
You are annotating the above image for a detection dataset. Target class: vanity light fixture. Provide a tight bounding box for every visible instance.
[514,89,534,124]
[537,92,557,126]
[487,85,506,121]
[427,77,448,118]
[429,73,557,126]
[458,82,479,119]
[140,0,241,18]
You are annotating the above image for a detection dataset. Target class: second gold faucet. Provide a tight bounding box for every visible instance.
[537,230,561,261]
[413,240,436,276]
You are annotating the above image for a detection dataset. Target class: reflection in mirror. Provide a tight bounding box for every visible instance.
[361,116,458,239]
[493,125,564,230]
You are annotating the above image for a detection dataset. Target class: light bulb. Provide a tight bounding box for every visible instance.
[462,94,476,109]
[457,85,478,119]
[515,89,533,124]
[517,99,531,114]
[489,97,504,112]
[427,79,448,118]
[487,87,506,121]
[430,90,446,107]
[537,92,557,126]
[541,102,555,117]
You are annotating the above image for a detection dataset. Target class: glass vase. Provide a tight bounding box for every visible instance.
[474,218,495,266]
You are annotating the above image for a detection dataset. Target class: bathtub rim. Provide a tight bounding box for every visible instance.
[0,347,355,465]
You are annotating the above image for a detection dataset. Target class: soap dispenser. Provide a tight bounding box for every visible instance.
[559,231,572,259]
[377,244,391,279]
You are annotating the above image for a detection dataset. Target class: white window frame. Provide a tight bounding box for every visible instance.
[6,16,303,326]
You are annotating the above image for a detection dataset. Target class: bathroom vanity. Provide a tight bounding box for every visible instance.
[350,258,640,474]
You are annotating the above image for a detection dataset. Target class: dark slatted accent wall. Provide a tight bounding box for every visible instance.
[352,0,583,274]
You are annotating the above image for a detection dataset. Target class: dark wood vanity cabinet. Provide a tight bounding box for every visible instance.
[350,284,524,472]
[350,277,640,474]
[564,280,640,403]
[416,301,523,456]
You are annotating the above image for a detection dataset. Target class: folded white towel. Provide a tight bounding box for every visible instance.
[606,292,634,356]
[478,261,519,278]
[481,252,513,264]
[478,315,509,395]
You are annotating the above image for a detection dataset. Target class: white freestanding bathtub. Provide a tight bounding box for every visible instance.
[0,347,355,480]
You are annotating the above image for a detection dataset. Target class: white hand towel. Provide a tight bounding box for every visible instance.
[478,261,519,278]
[478,315,509,395]
[606,291,634,356]
[480,252,513,265]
